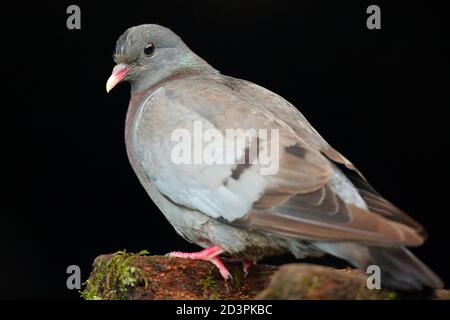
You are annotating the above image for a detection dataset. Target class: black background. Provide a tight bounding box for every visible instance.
[2,1,449,299]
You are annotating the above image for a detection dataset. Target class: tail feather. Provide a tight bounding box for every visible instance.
[315,242,443,290]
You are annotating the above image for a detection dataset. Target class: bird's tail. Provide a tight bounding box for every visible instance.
[315,242,443,291]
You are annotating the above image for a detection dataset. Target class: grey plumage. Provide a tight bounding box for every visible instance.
[107,24,443,290]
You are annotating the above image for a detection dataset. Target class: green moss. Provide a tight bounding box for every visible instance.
[80,250,149,300]
[268,287,283,299]
[355,283,398,300]
[231,267,244,289]
[197,274,218,290]
[299,275,321,293]
[355,284,367,300]
[197,273,222,300]
[209,292,222,300]
[386,291,397,300]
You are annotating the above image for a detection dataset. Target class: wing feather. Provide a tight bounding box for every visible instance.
[133,75,425,247]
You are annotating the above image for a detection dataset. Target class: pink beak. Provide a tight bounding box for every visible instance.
[106,63,131,92]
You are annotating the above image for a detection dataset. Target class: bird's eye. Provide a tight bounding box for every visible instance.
[143,41,155,56]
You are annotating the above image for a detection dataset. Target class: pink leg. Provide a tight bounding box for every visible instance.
[229,256,255,275]
[210,256,232,280]
[167,245,232,281]
[242,259,255,275]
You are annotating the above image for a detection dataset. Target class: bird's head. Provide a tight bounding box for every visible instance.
[106,24,200,94]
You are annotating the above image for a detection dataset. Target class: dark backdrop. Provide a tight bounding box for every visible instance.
[2,1,449,299]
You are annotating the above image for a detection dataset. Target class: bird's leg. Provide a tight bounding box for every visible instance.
[167,245,223,260]
[209,256,232,280]
[228,257,255,275]
[166,245,232,281]
[242,259,255,275]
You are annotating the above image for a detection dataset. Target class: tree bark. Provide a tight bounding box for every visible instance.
[81,252,448,300]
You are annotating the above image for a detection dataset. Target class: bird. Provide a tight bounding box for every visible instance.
[106,24,443,291]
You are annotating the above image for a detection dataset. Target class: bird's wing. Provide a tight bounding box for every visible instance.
[234,77,427,239]
[133,75,424,247]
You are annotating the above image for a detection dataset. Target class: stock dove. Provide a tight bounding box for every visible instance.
[106,24,442,290]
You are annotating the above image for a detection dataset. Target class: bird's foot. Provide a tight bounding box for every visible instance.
[242,259,255,276]
[228,257,255,275]
[166,245,232,281]
[209,256,232,280]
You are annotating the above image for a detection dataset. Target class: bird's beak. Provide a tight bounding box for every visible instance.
[106,63,131,93]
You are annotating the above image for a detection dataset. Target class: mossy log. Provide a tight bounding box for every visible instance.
[81,251,448,300]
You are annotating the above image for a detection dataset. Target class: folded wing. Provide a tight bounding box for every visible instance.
[133,76,425,247]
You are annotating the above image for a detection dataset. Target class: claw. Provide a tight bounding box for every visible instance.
[229,257,255,276]
[242,259,254,276]
[166,245,232,281]
[210,256,233,281]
